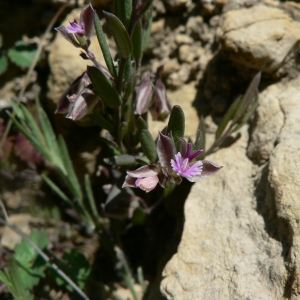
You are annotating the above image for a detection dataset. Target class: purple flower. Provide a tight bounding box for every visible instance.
[134,66,171,121]
[66,20,85,35]
[55,4,94,48]
[171,152,203,178]
[122,164,163,193]
[122,131,222,193]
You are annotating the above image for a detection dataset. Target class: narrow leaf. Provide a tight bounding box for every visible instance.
[87,66,121,108]
[233,72,261,123]
[94,12,117,78]
[140,129,157,163]
[57,135,82,201]
[215,96,241,140]
[6,111,52,162]
[166,105,185,148]
[132,20,143,61]
[103,11,133,59]
[0,53,8,75]
[41,174,73,206]
[36,100,65,173]
[104,154,138,166]
[89,113,114,132]
[84,174,101,222]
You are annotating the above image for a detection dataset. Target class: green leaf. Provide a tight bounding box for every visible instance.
[167,105,185,148]
[94,12,117,78]
[132,20,143,61]
[142,3,153,51]
[10,100,24,120]
[87,66,122,108]
[53,249,91,290]
[36,99,66,173]
[0,259,34,300]
[14,231,48,290]
[6,110,52,163]
[233,72,261,123]
[41,174,73,206]
[84,174,101,223]
[8,42,37,68]
[140,129,157,163]
[103,11,133,59]
[0,34,2,48]
[89,112,114,132]
[196,116,206,159]
[57,135,82,201]
[114,0,132,29]
[104,154,139,166]
[0,53,8,75]
[215,96,241,140]
[137,116,148,132]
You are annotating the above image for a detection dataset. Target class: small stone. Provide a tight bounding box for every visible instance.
[175,34,193,45]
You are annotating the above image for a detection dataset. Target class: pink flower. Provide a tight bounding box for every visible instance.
[171,152,203,178]
[66,20,85,35]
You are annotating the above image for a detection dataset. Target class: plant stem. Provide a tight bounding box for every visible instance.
[0,200,89,300]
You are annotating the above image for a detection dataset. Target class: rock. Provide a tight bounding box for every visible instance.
[222,5,300,73]
[247,83,284,164]
[162,0,191,12]
[166,63,191,88]
[186,16,204,40]
[161,126,286,299]
[161,74,300,299]
[175,34,193,45]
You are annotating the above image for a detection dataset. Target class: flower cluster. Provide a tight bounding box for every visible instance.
[123,132,222,192]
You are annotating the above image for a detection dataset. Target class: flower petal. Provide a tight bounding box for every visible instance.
[187,160,222,182]
[136,176,159,192]
[126,164,160,178]
[157,132,176,172]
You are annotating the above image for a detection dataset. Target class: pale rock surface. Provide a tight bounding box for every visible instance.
[160,75,300,298]
[222,5,300,72]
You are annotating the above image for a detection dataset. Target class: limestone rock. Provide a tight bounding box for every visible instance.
[247,83,284,164]
[161,75,300,299]
[222,5,300,72]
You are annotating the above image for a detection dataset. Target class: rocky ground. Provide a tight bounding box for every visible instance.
[1,0,300,299]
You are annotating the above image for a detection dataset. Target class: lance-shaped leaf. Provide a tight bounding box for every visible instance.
[115,0,132,29]
[140,129,157,163]
[232,72,261,123]
[104,154,139,166]
[89,113,114,132]
[195,116,206,160]
[87,66,121,108]
[132,20,143,61]
[215,96,241,140]
[157,132,176,172]
[166,105,185,148]
[103,11,133,59]
[94,12,117,78]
